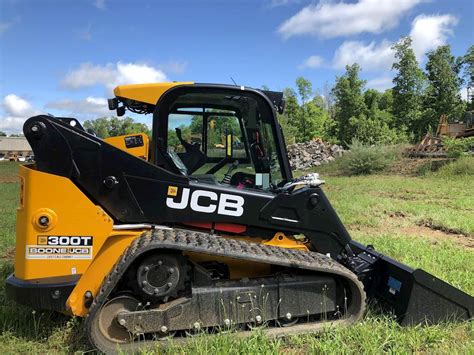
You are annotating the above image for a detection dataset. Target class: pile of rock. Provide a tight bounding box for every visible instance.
[287,139,344,170]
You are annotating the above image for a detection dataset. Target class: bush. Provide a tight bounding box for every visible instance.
[349,113,408,146]
[414,159,452,176]
[434,156,474,177]
[338,140,400,175]
[443,137,474,158]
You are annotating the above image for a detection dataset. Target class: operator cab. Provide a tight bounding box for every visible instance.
[112,84,291,191]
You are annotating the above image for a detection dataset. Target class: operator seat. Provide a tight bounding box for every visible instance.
[175,128,207,174]
[165,147,218,184]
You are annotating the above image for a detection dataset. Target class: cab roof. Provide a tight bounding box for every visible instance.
[113,82,194,105]
[113,82,285,114]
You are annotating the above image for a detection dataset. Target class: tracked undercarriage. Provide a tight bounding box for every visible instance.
[86,229,366,353]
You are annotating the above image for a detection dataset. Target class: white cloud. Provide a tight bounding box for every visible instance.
[45,96,110,117]
[3,94,39,117]
[0,95,42,133]
[94,0,106,10]
[0,116,28,133]
[409,14,458,60]
[115,62,168,85]
[333,40,394,71]
[61,62,169,93]
[86,97,107,106]
[366,76,393,91]
[0,21,13,35]
[331,13,459,72]
[299,55,324,69]
[160,60,188,75]
[278,0,422,39]
[269,0,302,8]
[61,63,116,89]
[0,17,20,36]
[460,88,468,102]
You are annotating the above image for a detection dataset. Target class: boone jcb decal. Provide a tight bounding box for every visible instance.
[26,236,93,260]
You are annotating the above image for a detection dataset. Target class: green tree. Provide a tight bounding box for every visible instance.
[206,115,239,147]
[189,116,203,135]
[350,112,405,145]
[278,88,299,144]
[280,78,334,143]
[378,89,394,112]
[295,77,313,140]
[391,37,425,138]
[332,64,367,145]
[0,131,6,137]
[312,94,326,109]
[305,97,331,141]
[358,89,405,145]
[323,81,336,119]
[364,89,382,113]
[83,117,150,138]
[83,117,110,138]
[423,45,465,131]
[167,129,180,148]
[461,45,474,110]
[283,88,299,123]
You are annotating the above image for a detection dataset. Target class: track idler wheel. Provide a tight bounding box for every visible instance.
[89,295,140,351]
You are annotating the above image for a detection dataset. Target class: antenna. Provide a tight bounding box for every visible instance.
[230,77,238,86]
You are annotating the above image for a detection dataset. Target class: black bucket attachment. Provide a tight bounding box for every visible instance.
[350,241,473,325]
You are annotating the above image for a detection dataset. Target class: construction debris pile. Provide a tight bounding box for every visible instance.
[408,114,474,158]
[287,139,344,170]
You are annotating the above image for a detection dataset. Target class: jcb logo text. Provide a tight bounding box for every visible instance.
[166,187,244,217]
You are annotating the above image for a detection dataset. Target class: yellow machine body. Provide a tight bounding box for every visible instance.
[14,163,306,317]
[104,133,150,160]
[13,165,141,315]
[15,165,114,280]
[113,82,193,105]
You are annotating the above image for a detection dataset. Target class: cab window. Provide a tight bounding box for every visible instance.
[160,91,285,190]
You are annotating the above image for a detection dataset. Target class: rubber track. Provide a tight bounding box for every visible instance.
[85,228,366,353]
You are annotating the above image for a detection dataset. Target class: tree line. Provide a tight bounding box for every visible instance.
[279,39,473,146]
[26,38,471,147]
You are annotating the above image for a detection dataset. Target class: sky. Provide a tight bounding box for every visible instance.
[0,0,473,133]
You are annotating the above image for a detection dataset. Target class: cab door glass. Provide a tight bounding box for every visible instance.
[167,113,203,153]
[206,114,245,159]
[160,90,287,189]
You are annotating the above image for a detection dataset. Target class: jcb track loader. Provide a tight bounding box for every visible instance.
[5,83,473,353]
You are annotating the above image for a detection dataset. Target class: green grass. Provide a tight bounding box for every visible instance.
[434,156,474,177]
[0,186,18,254]
[0,162,473,353]
[325,174,474,236]
[0,163,20,255]
[154,319,473,354]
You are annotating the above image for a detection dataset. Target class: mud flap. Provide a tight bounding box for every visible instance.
[350,241,473,325]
